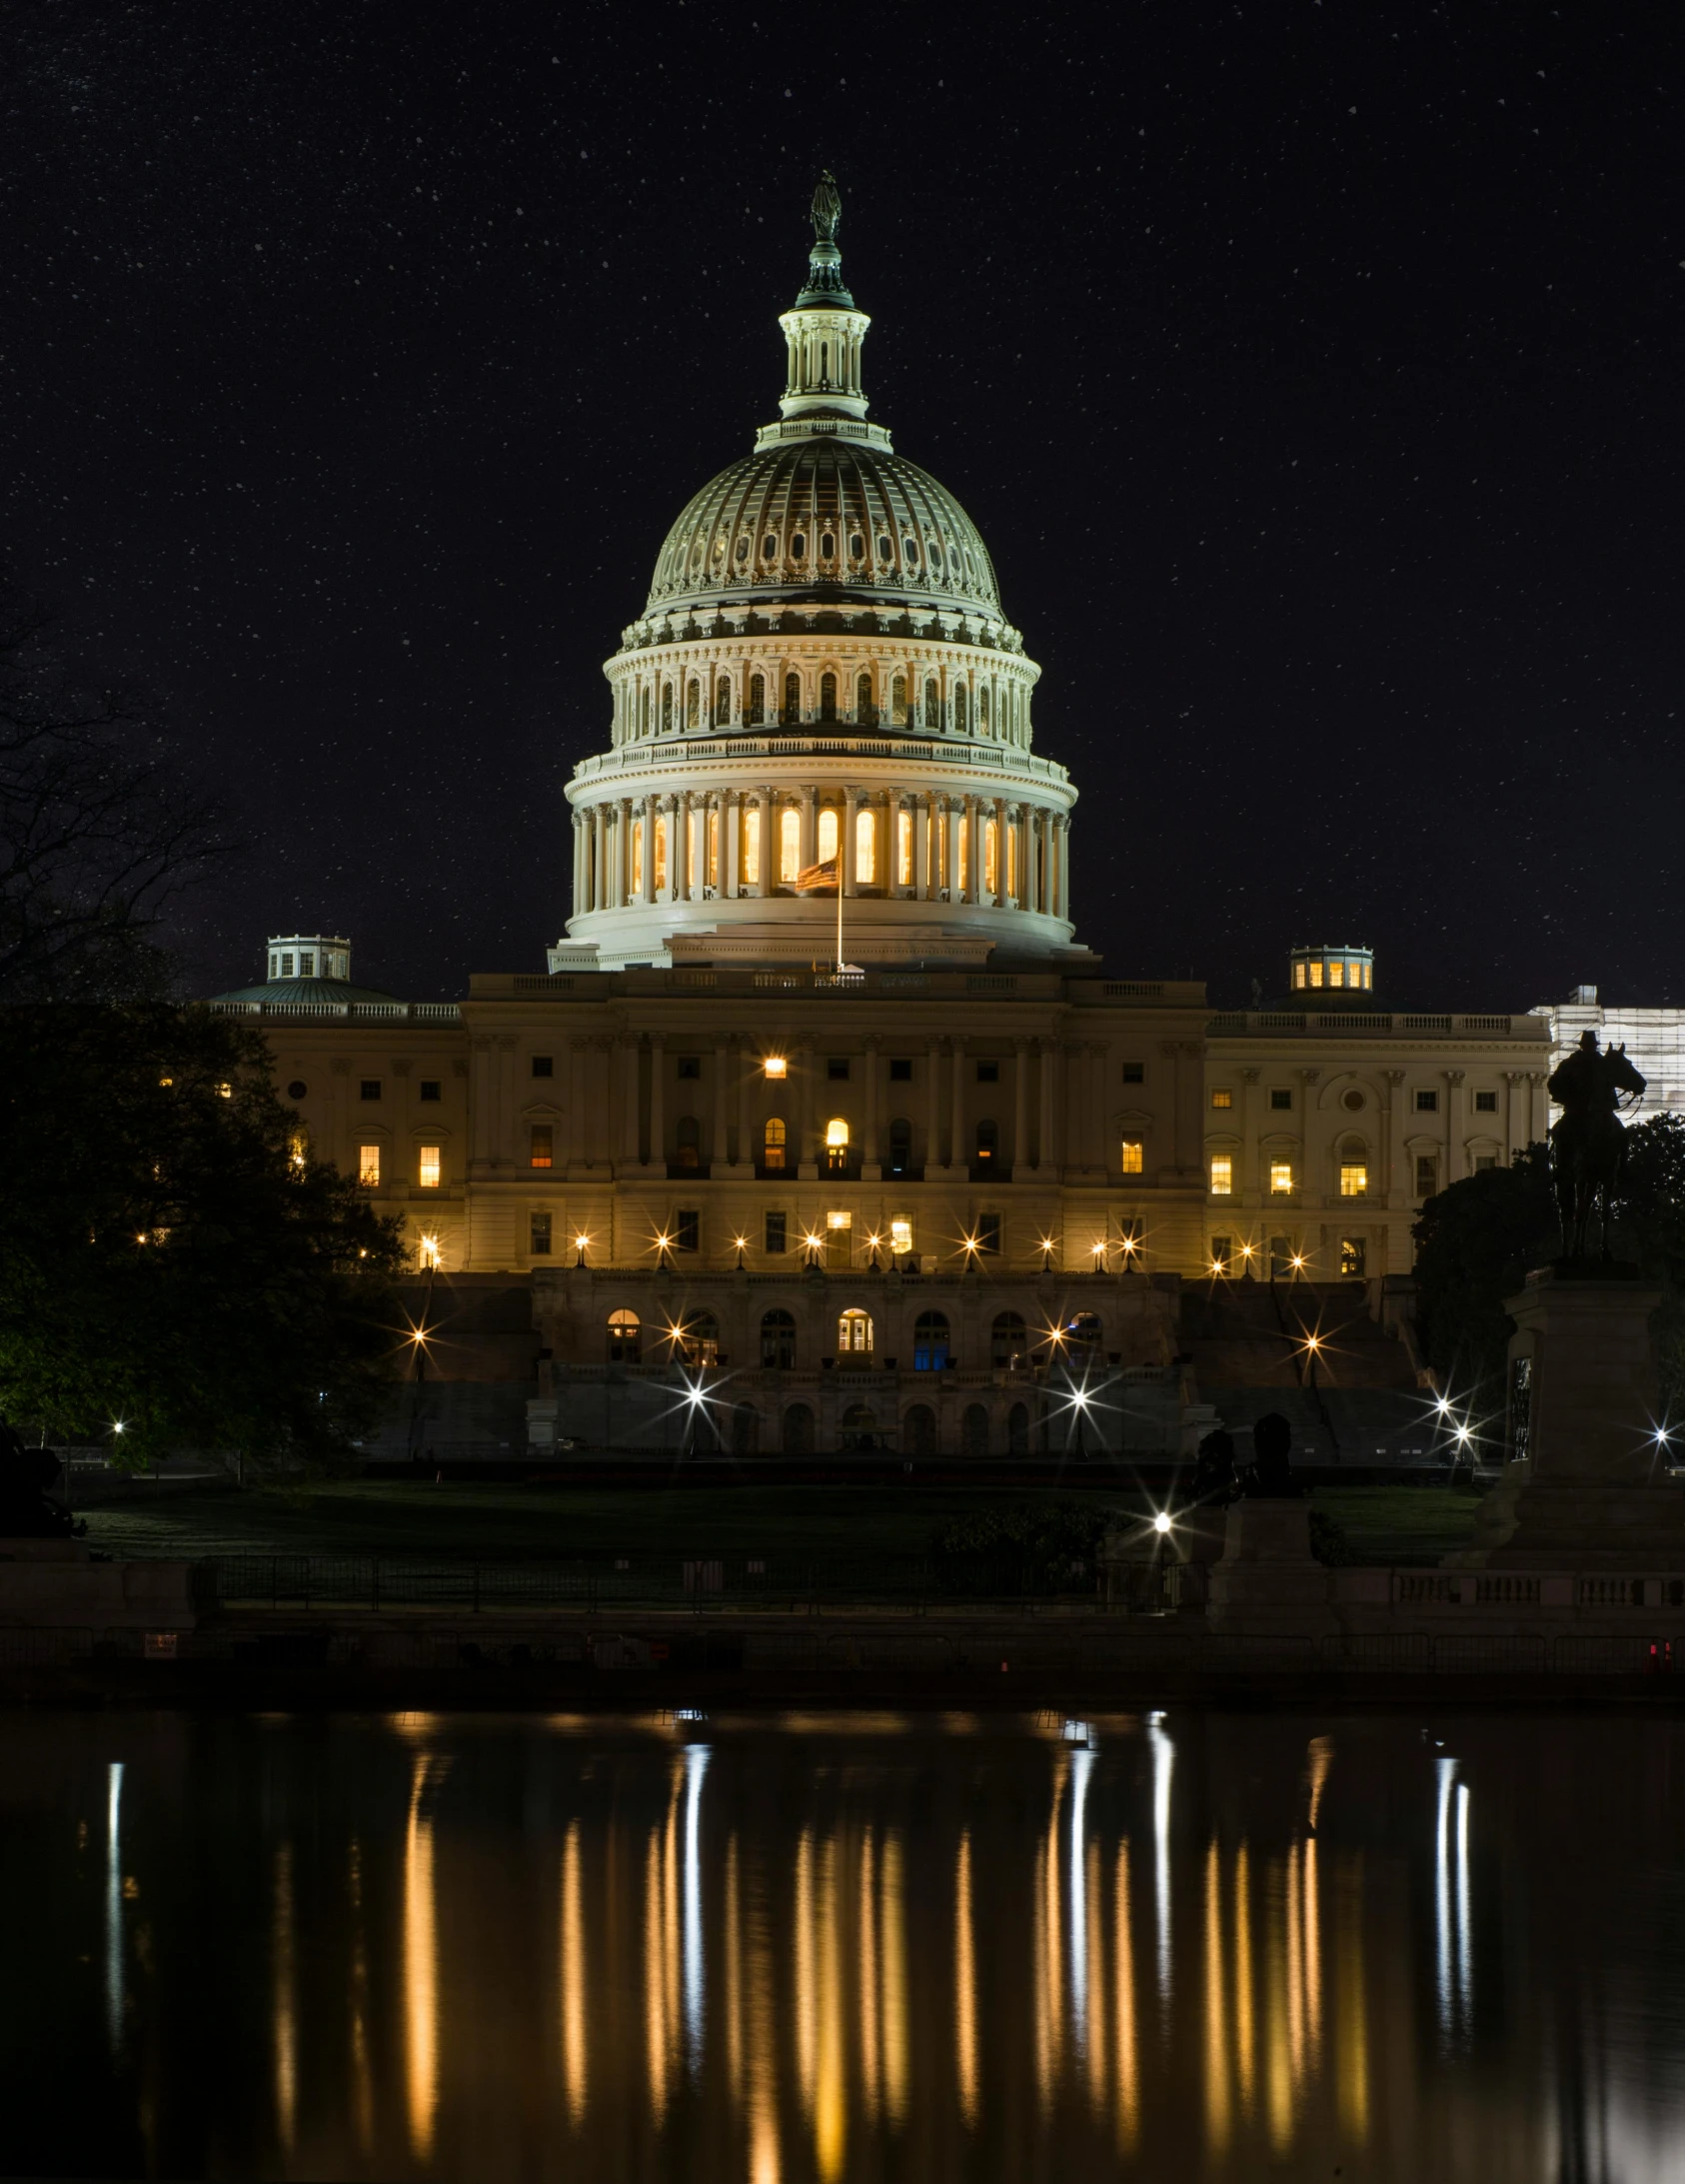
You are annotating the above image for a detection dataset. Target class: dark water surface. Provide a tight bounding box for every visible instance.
[4,1707,1684,2182]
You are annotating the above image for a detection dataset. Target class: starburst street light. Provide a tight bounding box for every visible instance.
[803,1227,825,1265]
[654,1230,674,1267]
[1039,1234,1057,1271]
[733,1232,749,1269]
[574,1230,592,1267]
[1152,1510,1172,1535]
[1289,1252,1307,1279]
[1090,1239,1106,1273]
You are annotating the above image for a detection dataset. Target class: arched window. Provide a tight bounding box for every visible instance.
[896,808,913,887]
[784,671,801,725]
[825,1116,849,1173]
[687,679,701,731]
[974,1117,999,1167]
[957,824,970,894]
[954,684,967,734]
[631,819,645,894]
[817,808,839,865]
[676,1114,702,1169]
[707,806,720,887]
[838,1308,873,1355]
[924,678,939,730]
[716,677,731,726]
[662,684,674,733]
[913,1310,950,1372]
[856,671,872,723]
[763,1116,787,1171]
[854,807,876,884]
[607,1308,642,1363]
[640,687,651,736]
[791,533,807,559]
[1066,1311,1103,1358]
[820,671,838,721]
[735,536,750,564]
[820,531,835,559]
[742,805,761,885]
[887,1116,913,1176]
[984,818,999,895]
[903,1403,936,1454]
[749,673,766,726]
[762,1310,797,1369]
[763,535,778,561]
[676,1310,718,1366]
[991,1311,1028,1368]
[782,1400,815,1453]
[654,814,669,892]
[848,534,863,559]
[891,673,907,725]
[779,807,802,884]
[979,687,991,731]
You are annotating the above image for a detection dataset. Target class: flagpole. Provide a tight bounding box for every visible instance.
[836,849,844,972]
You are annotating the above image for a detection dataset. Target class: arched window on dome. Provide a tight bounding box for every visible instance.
[820,532,835,560]
[783,671,801,727]
[954,684,967,734]
[640,687,651,738]
[855,672,872,725]
[687,679,701,732]
[923,678,939,731]
[848,534,863,560]
[791,533,807,560]
[979,686,991,733]
[748,674,766,726]
[779,807,801,885]
[661,684,674,734]
[735,536,750,563]
[763,534,778,561]
[817,808,839,867]
[820,672,837,722]
[854,808,876,886]
[897,808,913,888]
[891,674,907,726]
[984,818,999,897]
[716,677,731,727]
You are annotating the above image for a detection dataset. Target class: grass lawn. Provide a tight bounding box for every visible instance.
[83,1476,1481,1568]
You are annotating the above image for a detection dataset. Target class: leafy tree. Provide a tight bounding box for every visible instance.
[1411,1146,1557,1399]
[0,574,223,1003]
[0,1005,403,1470]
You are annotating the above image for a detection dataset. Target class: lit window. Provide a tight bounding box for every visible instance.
[631,820,645,892]
[826,1117,849,1148]
[957,823,969,893]
[1211,1089,1233,1110]
[742,806,761,884]
[1339,1163,1368,1197]
[607,1308,641,1362]
[838,1308,873,1354]
[780,807,801,884]
[288,1131,308,1171]
[1340,1235,1367,1278]
[654,815,669,891]
[1006,822,1016,900]
[1269,1161,1294,1194]
[418,1144,442,1188]
[854,807,875,884]
[827,1208,851,1229]
[418,1232,442,1270]
[358,1143,381,1187]
[1328,961,1345,988]
[984,818,998,894]
[1210,1155,1233,1195]
[818,808,840,865]
[763,1117,786,1170]
[897,809,913,886]
[1121,1137,1144,1174]
[1293,961,1306,990]
[707,807,720,886]
[763,1055,788,1080]
[530,1124,554,1169]
[889,1216,913,1258]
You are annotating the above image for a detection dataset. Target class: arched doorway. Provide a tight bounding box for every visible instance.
[902,1404,937,1456]
[962,1403,990,1459]
[783,1403,815,1456]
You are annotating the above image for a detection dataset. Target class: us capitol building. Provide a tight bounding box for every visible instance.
[214,182,1557,1458]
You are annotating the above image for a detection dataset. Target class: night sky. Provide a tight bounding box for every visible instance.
[4,2,1682,1010]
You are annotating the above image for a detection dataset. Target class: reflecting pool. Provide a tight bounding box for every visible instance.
[4,1708,1684,2180]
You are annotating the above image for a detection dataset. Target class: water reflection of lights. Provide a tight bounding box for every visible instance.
[1148,1711,1174,2005]
[273,1842,297,2152]
[954,1830,978,2124]
[404,1756,442,2160]
[1069,1745,1095,2053]
[561,1820,588,2123]
[682,1744,710,2076]
[1435,1756,1472,2042]
[105,1761,124,2055]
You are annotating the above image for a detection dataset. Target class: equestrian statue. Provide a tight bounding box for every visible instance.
[1547,1029,1646,1260]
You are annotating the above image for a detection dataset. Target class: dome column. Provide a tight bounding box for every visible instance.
[799,786,818,879]
[618,798,634,909]
[842,788,859,900]
[943,799,963,905]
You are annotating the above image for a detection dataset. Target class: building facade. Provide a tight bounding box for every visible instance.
[210,190,1554,1455]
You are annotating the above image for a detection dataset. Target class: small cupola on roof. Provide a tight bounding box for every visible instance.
[206,932,406,1011]
[267,934,350,984]
[1290,943,1375,996]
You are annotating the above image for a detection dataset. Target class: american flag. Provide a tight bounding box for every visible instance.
[796,857,839,892]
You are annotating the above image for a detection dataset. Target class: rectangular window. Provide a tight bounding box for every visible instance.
[975,1060,999,1084]
[676,1209,700,1252]
[1474,1090,1498,1112]
[299,952,315,977]
[764,1210,787,1254]
[1269,1160,1294,1194]
[897,809,912,887]
[1210,1154,1234,1195]
[677,1056,702,1080]
[1269,1088,1292,1111]
[1339,1162,1368,1197]
[1308,961,1324,988]
[1340,1235,1367,1278]
[828,1057,850,1081]
[529,1124,554,1169]
[358,1143,381,1187]
[1122,1061,1144,1085]
[1474,1153,1498,1172]
[1414,1089,1438,1112]
[420,1080,442,1101]
[1328,961,1345,989]
[1211,1089,1233,1110]
[889,1058,913,1083]
[707,808,720,887]
[1415,1154,1438,1197]
[418,1144,442,1188]
[977,1211,1001,1254]
[532,1055,554,1079]
[889,1215,913,1258]
[530,1213,552,1255]
[1293,962,1306,990]
[742,806,761,885]
[1121,1136,1144,1174]
[359,1080,382,1101]
[280,953,295,978]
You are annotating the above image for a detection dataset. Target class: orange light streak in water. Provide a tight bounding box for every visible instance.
[561,1820,587,2125]
[1265,1855,1292,2155]
[955,1830,978,2125]
[1113,1839,1138,2152]
[1033,1764,1066,2110]
[1286,1842,1306,2090]
[404,1759,440,2161]
[1204,1840,1230,2154]
[273,1842,296,2155]
[816,1835,845,2181]
[644,1828,670,2121]
[858,1827,880,2119]
[1303,1835,1322,2068]
[1085,1838,1106,2112]
[795,1829,816,2116]
[726,1834,744,2108]
[663,1781,680,2067]
[1233,1842,1255,2113]
[750,1875,782,2184]
[880,1832,907,2127]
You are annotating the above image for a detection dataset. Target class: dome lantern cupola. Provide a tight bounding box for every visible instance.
[776,169,871,428]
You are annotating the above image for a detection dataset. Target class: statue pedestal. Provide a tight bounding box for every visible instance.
[1451,1268,1685,1569]
[1205,1501,1334,1633]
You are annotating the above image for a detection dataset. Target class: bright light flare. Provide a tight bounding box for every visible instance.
[1152,1510,1172,1535]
